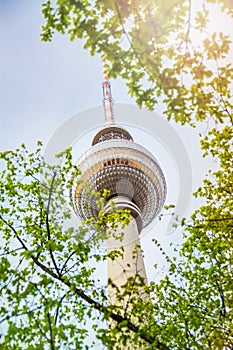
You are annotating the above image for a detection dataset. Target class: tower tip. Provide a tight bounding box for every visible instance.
[101,58,115,125]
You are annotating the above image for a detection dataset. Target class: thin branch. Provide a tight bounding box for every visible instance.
[113,1,148,74]
[0,306,41,325]
[46,170,60,276]
[187,216,233,227]
[24,169,50,190]
[60,250,77,276]
[47,311,56,350]
[0,246,23,257]
[54,291,70,325]
[34,316,50,342]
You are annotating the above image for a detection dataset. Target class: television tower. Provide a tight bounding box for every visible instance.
[71,59,167,303]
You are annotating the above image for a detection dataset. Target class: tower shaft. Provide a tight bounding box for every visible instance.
[106,197,147,349]
[105,196,147,305]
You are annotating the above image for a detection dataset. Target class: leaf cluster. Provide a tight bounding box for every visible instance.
[41,0,233,125]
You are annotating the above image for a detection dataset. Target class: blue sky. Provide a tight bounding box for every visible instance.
[1,0,232,153]
[0,1,133,150]
[0,1,185,283]
[0,0,232,282]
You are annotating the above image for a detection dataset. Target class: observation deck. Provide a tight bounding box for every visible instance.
[71,126,167,228]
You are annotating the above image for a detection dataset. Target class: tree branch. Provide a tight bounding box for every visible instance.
[0,215,171,349]
[46,170,60,276]
[0,306,41,325]
[54,291,70,325]
[47,311,56,350]
[35,255,169,348]
[0,246,23,257]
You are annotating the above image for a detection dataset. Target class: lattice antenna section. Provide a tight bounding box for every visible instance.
[102,59,115,125]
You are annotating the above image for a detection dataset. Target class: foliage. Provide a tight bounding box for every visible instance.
[150,125,233,349]
[0,144,156,349]
[41,0,233,125]
[0,130,233,348]
[0,0,233,349]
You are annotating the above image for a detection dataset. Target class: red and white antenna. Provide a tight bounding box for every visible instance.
[102,58,115,125]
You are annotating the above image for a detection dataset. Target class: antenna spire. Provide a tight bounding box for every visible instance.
[102,59,115,125]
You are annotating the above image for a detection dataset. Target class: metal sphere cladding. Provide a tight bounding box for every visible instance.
[71,126,167,228]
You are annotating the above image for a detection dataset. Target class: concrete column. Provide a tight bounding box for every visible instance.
[105,196,147,304]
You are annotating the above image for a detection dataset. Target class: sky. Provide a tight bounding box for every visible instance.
[0,1,137,151]
[0,1,232,348]
[0,1,102,149]
[1,0,232,273]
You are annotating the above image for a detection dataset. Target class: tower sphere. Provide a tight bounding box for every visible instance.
[71,125,167,229]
